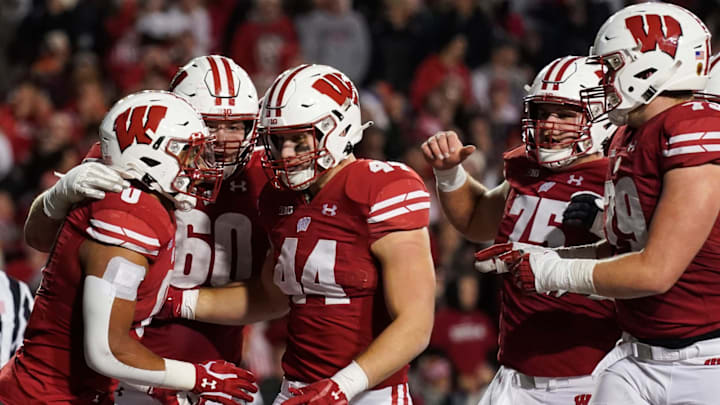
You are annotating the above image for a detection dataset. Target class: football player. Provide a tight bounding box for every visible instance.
[475,3,720,404]
[159,64,436,405]
[0,91,257,404]
[421,56,619,405]
[23,55,272,405]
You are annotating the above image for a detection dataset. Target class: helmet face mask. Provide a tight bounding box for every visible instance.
[523,56,616,169]
[258,64,368,190]
[523,98,592,168]
[580,3,711,126]
[170,55,259,177]
[100,91,223,210]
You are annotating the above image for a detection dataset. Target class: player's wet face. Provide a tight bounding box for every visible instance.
[536,103,584,148]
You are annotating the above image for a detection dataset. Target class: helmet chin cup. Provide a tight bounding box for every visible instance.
[537,148,577,170]
[282,167,316,190]
[609,109,629,126]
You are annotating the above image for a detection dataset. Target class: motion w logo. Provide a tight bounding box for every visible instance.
[574,394,592,405]
[114,105,168,152]
[625,14,682,58]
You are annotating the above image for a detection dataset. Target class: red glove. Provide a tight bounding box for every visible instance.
[282,379,349,405]
[155,286,186,320]
[508,254,537,292]
[474,243,535,291]
[192,360,258,404]
[147,387,182,405]
[474,243,524,273]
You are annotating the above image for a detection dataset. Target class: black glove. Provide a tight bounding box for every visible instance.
[562,191,604,237]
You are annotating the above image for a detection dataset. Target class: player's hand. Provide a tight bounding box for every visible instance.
[421,131,476,171]
[282,379,349,405]
[43,162,130,219]
[562,191,604,238]
[474,242,545,274]
[192,360,257,404]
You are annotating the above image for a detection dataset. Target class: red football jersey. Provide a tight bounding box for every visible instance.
[494,147,620,377]
[605,101,720,340]
[141,150,270,364]
[258,159,430,387]
[0,187,175,404]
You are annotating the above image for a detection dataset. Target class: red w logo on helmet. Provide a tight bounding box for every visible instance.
[114,105,168,152]
[625,14,683,59]
[312,73,359,107]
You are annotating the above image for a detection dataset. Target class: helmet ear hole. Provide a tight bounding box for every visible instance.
[140,157,161,167]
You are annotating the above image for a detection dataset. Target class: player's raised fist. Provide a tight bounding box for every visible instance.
[421,131,476,170]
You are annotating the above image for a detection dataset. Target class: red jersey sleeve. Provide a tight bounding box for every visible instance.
[354,161,430,242]
[79,188,174,259]
[661,101,720,172]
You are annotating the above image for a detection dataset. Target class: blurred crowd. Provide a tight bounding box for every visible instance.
[2,0,720,404]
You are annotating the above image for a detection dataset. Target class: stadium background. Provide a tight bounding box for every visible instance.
[0,0,718,404]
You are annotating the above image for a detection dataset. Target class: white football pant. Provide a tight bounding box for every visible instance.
[591,335,720,405]
[477,366,595,405]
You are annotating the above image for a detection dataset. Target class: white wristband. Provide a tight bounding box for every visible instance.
[181,289,199,320]
[331,361,369,401]
[161,359,196,391]
[433,165,468,192]
[530,251,597,295]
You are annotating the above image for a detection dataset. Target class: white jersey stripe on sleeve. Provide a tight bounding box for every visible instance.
[367,201,430,224]
[89,219,160,247]
[663,144,720,157]
[668,131,720,144]
[370,190,430,213]
[86,227,160,256]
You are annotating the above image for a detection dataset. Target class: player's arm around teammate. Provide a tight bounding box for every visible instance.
[24,161,128,252]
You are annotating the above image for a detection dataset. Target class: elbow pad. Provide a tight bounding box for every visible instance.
[83,257,195,390]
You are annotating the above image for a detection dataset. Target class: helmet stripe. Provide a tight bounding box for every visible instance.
[207,56,223,106]
[552,56,582,90]
[541,58,564,90]
[274,64,313,116]
[220,57,236,106]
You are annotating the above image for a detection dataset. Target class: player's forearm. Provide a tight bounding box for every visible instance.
[437,178,507,243]
[194,282,288,325]
[592,250,679,298]
[24,191,63,252]
[354,310,433,388]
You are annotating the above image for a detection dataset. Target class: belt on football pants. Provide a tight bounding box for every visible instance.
[512,371,594,390]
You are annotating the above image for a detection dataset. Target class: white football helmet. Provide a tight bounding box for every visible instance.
[258,64,372,190]
[170,55,259,177]
[523,56,617,169]
[99,90,222,211]
[696,54,720,103]
[581,2,710,125]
